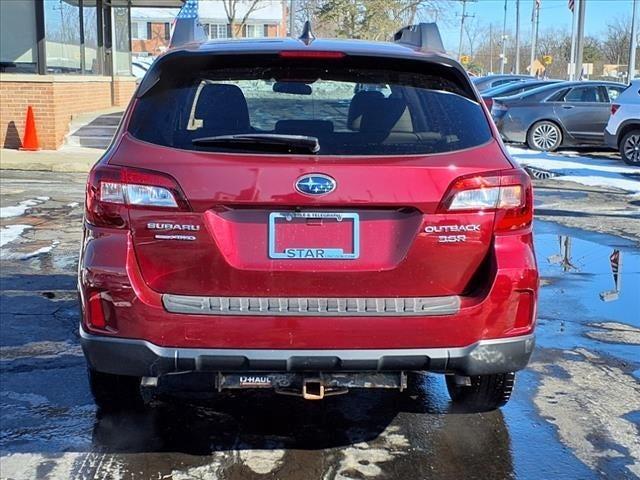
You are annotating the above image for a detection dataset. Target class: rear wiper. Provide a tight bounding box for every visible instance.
[192,134,320,154]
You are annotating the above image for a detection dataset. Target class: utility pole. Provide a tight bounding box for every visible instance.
[569,0,579,80]
[489,23,494,73]
[629,0,638,82]
[457,0,475,61]
[529,0,539,77]
[515,0,521,74]
[500,0,508,74]
[289,0,295,37]
[575,0,587,80]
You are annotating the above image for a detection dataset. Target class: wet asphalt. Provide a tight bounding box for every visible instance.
[0,170,639,480]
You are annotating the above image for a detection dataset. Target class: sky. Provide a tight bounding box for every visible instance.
[435,0,636,53]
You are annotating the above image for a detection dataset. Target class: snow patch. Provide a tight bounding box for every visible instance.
[239,449,285,474]
[0,197,47,218]
[0,224,31,248]
[508,146,640,193]
[18,241,59,260]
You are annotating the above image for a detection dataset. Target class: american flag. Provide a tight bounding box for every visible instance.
[177,0,199,19]
[568,0,575,12]
[170,0,206,48]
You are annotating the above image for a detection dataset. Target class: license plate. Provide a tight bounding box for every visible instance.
[268,212,360,260]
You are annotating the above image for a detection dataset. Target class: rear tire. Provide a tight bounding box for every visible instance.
[527,121,562,151]
[620,130,640,166]
[446,372,515,411]
[88,368,144,411]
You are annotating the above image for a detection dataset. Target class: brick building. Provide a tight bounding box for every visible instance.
[0,0,183,150]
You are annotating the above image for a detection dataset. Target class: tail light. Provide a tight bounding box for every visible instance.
[491,102,508,116]
[438,169,533,232]
[86,165,190,228]
[483,97,494,110]
[611,104,620,115]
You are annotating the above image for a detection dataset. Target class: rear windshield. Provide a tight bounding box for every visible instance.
[129,57,492,156]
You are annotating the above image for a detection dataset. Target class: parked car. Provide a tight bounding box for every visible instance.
[79,23,538,412]
[472,74,534,92]
[492,81,626,151]
[605,80,640,165]
[481,80,561,110]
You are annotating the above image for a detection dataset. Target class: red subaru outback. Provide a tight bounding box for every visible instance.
[79,24,537,411]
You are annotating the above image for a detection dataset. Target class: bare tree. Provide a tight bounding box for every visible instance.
[222,0,268,38]
[601,16,631,65]
[463,18,484,57]
[314,0,450,41]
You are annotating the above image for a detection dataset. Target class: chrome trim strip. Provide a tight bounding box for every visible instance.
[162,294,461,316]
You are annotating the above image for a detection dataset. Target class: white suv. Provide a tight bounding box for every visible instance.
[605,80,640,165]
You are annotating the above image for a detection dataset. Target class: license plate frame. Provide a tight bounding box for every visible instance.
[268,211,360,260]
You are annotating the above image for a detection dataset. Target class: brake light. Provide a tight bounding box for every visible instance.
[86,165,189,228]
[491,102,508,114]
[279,51,346,59]
[439,169,533,232]
[483,97,494,110]
[611,104,620,115]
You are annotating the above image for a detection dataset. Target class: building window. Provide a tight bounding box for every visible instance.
[83,0,100,74]
[263,24,270,37]
[44,0,82,73]
[131,21,146,40]
[164,22,170,41]
[244,24,264,38]
[113,6,131,76]
[147,22,153,40]
[208,24,228,39]
[0,0,38,73]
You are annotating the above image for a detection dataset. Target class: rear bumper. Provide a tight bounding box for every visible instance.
[80,326,535,377]
[604,129,618,149]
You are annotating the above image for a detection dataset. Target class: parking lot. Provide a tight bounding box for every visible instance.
[1,151,639,479]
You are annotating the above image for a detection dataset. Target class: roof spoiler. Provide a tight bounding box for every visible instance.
[169,0,207,49]
[393,23,445,53]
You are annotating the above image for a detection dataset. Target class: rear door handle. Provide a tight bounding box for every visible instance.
[562,105,575,109]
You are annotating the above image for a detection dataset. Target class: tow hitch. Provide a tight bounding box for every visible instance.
[217,372,407,400]
[143,372,408,400]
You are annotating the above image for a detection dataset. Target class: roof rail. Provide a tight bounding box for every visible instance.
[393,23,445,53]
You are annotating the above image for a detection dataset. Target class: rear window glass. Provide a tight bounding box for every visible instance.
[129,58,492,156]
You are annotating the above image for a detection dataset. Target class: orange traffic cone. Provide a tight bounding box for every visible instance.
[20,106,40,151]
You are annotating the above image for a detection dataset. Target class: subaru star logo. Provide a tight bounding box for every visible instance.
[295,174,336,196]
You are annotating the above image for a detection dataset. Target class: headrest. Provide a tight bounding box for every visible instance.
[347,91,385,130]
[195,83,250,132]
[359,97,413,134]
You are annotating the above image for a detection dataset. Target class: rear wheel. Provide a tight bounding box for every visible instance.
[620,130,640,166]
[446,372,515,411]
[88,368,144,411]
[527,121,562,151]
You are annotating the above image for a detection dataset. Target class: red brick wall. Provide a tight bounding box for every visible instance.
[1,77,136,150]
